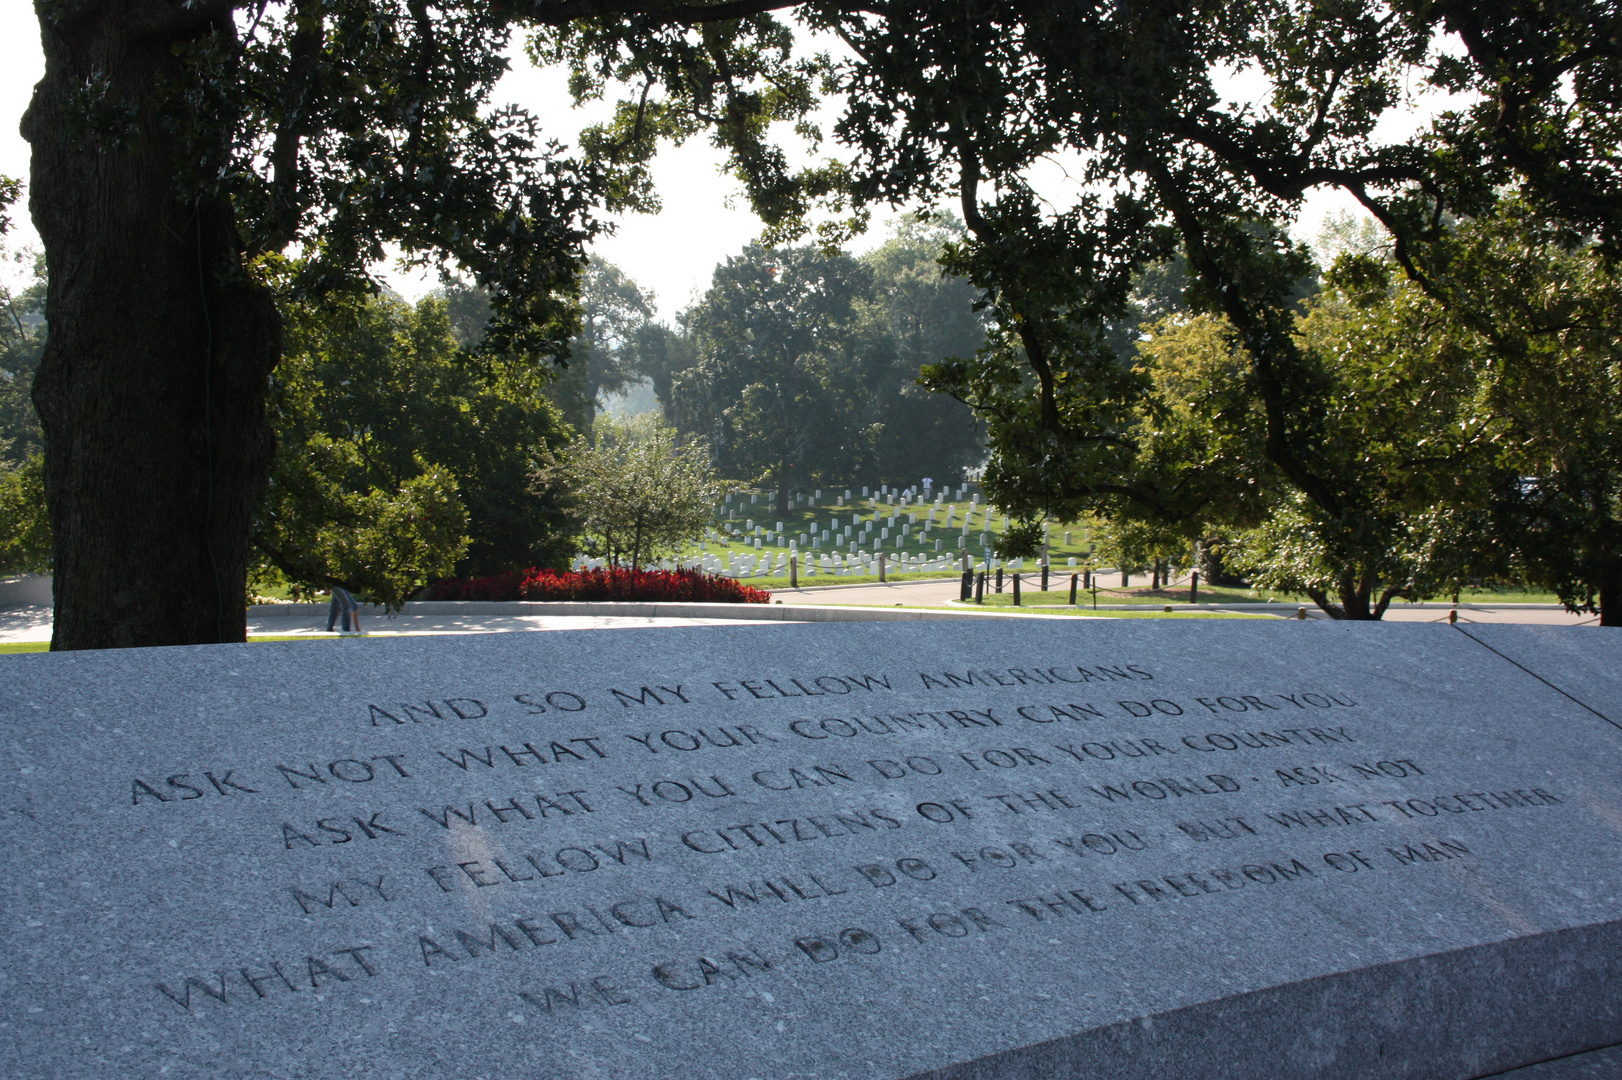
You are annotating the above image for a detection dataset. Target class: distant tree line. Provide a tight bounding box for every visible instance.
[447,214,991,519]
[652,216,988,515]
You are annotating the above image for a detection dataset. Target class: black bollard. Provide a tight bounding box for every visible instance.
[960,568,974,602]
[1069,573,1079,605]
[1041,564,1049,591]
[975,572,986,604]
[1190,570,1198,604]
[1012,574,1021,605]
[995,567,1004,593]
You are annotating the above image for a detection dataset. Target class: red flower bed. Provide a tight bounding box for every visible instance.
[521,566,771,604]
[420,571,528,602]
[422,567,770,604]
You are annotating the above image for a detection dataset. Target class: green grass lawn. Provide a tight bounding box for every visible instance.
[1436,585,1565,605]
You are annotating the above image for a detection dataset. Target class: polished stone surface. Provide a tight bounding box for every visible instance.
[2,621,1620,1078]
[1456,624,1621,730]
[1486,1044,1622,1079]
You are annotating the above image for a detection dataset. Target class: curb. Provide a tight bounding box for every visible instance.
[770,576,963,594]
[247,601,1082,622]
[945,600,1574,613]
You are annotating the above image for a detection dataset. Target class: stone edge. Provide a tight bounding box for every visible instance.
[905,921,1622,1080]
[247,601,1079,622]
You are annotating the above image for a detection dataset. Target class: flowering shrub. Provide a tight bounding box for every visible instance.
[420,570,529,602]
[422,567,771,604]
[522,566,771,603]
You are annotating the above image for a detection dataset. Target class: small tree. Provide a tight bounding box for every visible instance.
[996,519,1044,561]
[0,456,50,576]
[1126,288,1498,618]
[254,292,574,608]
[674,245,877,515]
[0,226,48,577]
[1091,516,1196,590]
[540,417,720,571]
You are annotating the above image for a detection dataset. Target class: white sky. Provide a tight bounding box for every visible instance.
[0,8,1451,321]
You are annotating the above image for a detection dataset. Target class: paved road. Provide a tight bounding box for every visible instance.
[2,590,1603,645]
[1346,604,1599,625]
[774,578,965,607]
[0,606,784,644]
[0,605,51,644]
[777,579,1604,625]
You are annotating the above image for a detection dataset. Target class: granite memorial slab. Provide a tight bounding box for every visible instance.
[1450,624,1620,733]
[2,620,1621,1078]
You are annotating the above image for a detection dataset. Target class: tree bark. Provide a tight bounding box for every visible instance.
[776,467,791,517]
[1332,575,1379,620]
[1337,586,1373,619]
[1601,574,1618,628]
[24,7,281,649]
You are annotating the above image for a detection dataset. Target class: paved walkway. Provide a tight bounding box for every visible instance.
[3,590,1602,645]
[0,606,792,644]
[779,579,1603,625]
[0,604,51,644]
[0,597,1078,644]
[774,578,964,606]
[1356,604,1599,626]
[250,612,772,637]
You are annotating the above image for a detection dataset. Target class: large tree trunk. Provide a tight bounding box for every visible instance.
[24,6,281,650]
[1337,581,1377,620]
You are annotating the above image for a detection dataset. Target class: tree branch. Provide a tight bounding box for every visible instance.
[1299,64,1347,158]
[1305,586,1342,618]
[949,126,1062,435]
[253,0,324,257]
[1143,149,1346,519]
[1372,582,1408,619]
[1347,183,1441,299]
[1166,115,1427,201]
[525,0,810,25]
[40,0,250,37]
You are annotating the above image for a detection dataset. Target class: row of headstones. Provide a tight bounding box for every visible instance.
[692,551,974,578]
[715,495,1009,550]
[720,482,973,512]
[567,551,1087,579]
[570,551,1089,577]
[716,506,1093,556]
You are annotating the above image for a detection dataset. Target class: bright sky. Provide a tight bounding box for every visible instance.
[0,9,1440,322]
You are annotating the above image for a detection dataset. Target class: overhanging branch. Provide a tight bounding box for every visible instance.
[525,0,809,25]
